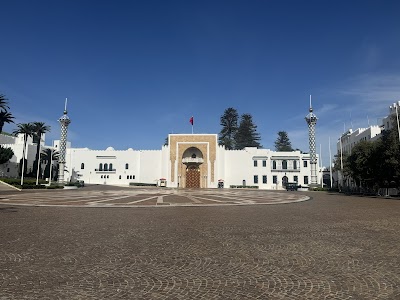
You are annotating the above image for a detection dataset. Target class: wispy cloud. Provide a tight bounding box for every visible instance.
[339,73,400,110]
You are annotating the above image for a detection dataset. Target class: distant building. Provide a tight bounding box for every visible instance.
[382,100,400,131]
[336,100,400,188]
[0,133,49,178]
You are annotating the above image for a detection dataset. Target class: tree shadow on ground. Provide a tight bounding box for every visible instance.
[0,206,18,213]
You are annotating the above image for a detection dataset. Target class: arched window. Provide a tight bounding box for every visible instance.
[282,160,288,169]
[81,163,84,170]
[272,161,277,169]
[99,163,103,171]
[107,175,109,178]
[109,163,113,170]
[101,175,103,179]
[125,163,129,169]
[119,175,121,179]
[104,163,108,171]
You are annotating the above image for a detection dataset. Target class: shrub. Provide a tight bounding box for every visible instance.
[21,184,47,189]
[129,182,157,187]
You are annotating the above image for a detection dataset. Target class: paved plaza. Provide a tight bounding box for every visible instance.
[0,187,399,299]
[0,185,308,207]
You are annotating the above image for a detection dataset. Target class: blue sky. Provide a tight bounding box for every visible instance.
[1,0,400,166]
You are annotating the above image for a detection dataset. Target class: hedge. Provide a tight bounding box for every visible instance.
[129,182,157,187]
[230,185,259,189]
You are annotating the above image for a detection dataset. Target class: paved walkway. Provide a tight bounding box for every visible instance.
[0,186,308,207]
[0,189,399,299]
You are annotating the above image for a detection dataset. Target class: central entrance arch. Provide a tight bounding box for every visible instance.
[186,165,201,188]
[282,176,288,187]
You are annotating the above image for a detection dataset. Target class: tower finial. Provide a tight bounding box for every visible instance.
[309,94,313,112]
[64,98,68,113]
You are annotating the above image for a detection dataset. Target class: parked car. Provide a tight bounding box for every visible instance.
[286,182,298,191]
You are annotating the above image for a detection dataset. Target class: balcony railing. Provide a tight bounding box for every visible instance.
[271,167,300,172]
[95,169,116,172]
[182,157,204,164]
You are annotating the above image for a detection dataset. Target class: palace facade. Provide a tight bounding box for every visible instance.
[58,133,319,189]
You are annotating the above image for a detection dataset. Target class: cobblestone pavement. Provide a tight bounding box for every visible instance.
[0,190,399,299]
[0,186,308,207]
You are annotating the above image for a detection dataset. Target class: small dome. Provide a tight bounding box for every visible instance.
[127,148,134,151]
[106,146,115,151]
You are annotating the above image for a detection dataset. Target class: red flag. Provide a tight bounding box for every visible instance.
[189,116,194,125]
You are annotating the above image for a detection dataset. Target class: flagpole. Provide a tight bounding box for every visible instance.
[396,104,400,144]
[329,137,333,189]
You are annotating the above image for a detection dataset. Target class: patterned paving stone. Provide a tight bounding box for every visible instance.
[0,186,309,207]
[0,189,399,299]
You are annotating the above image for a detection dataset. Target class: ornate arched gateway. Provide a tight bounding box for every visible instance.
[169,134,217,189]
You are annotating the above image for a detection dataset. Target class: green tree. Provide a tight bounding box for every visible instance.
[347,140,379,188]
[234,113,262,149]
[219,107,239,150]
[12,123,34,178]
[375,120,400,187]
[32,122,51,179]
[0,145,14,164]
[0,111,15,133]
[274,131,294,151]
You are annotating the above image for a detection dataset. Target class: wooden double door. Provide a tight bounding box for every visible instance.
[186,165,200,188]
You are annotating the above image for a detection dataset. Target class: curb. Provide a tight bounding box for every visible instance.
[0,180,22,192]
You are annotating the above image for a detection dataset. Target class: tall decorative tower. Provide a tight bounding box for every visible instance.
[58,99,71,183]
[305,95,318,186]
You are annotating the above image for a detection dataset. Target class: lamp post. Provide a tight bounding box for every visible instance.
[49,148,53,186]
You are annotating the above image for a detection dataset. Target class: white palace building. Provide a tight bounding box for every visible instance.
[0,133,320,189]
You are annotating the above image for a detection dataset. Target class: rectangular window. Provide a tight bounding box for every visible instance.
[262,175,267,184]
[303,161,308,167]
[294,176,298,183]
[254,160,258,167]
[304,176,309,185]
[262,160,266,167]
[127,175,129,179]
[273,175,277,184]
[293,160,297,169]
[254,175,258,184]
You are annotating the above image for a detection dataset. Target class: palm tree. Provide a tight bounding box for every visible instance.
[0,111,15,133]
[0,94,10,112]
[41,148,59,180]
[32,122,51,184]
[12,123,34,184]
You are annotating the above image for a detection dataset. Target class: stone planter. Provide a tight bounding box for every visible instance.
[298,187,309,192]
